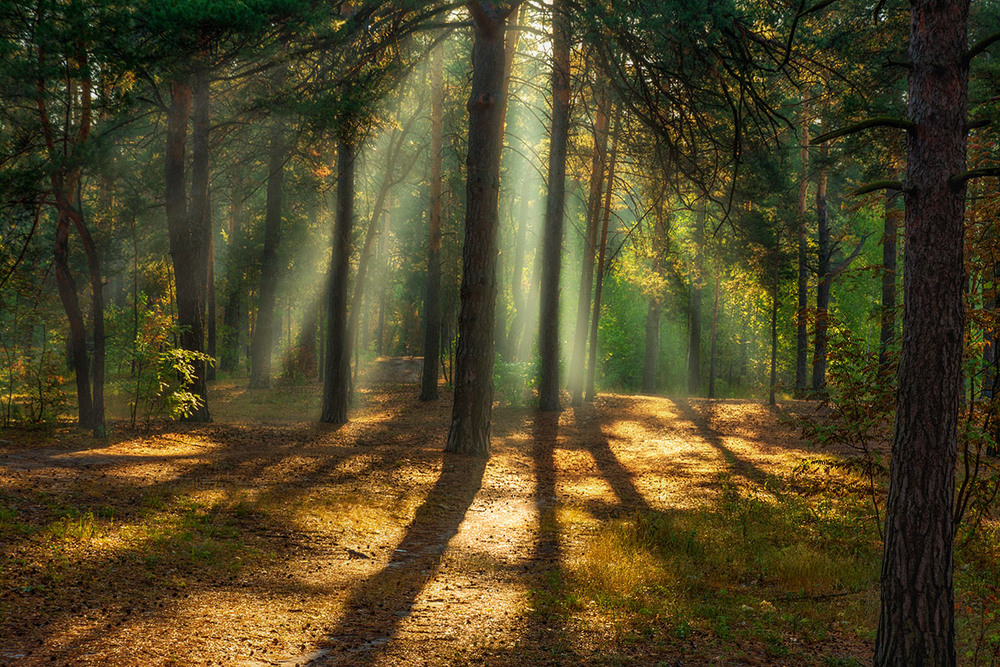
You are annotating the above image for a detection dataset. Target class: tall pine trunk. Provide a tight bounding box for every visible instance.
[688,206,705,395]
[445,4,510,455]
[795,104,810,397]
[769,233,781,407]
[811,148,829,395]
[321,134,356,425]
[220,181,244,373]
[708,268,720,399]
[874,1,968,663]
[538,0,571,413]
[641,297,661,394]
[421,46,445,400]
[249,115,286,388]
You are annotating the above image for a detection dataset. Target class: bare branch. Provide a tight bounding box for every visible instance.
[813,117,915,144]
[853,180,903,196]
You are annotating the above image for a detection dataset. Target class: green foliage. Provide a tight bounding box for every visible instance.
[493,354,535,407]
[106,294,213,427]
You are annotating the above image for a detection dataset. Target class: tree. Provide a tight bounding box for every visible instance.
[421,45,445,401]
[874,0,970,663]
[538,0,571,413]
[445,2,520,455]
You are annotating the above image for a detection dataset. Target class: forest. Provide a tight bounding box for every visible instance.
[0,0,997,665]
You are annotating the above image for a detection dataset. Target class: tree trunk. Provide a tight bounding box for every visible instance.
[165,75,210,422]
[321,134,356,425]
[53,212,93,431]
[220,182,244,373]
[811,148,829,395]
[769,234,781,407]
[207,230,216,381]
[445,4,510,456]
[688,206,705,395]
[874,1,968,664]
[538,0,571,413]
[421,45,445,401]
[568,90,610,406]
[795,104,810,397]
[879,189,901,369]
[708,268,720,399]
[585,114,618,402]
[641,296,661,394]
[71,203,106,435]
[249,115,286,389]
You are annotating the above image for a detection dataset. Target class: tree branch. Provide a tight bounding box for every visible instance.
[966,31,1000,65]
[853,180,903,196]
[812,117,915,144]
[951,167,1000,186]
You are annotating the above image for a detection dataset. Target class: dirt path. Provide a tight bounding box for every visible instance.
[0,374,859,667]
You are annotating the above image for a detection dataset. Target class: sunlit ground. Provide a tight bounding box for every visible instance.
[2,376,999,666]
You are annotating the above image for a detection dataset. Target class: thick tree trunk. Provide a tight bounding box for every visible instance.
[641,297,661,394]
[445,4,509,456]
[688,206,705,395]
[585,116,618,402]
[874,2,968,664]
[811,152,829,395]
[538,0,570,413]
[165,76,210,422]
[568,91,610,406]
[795,105,810,397]
[421,46,445,401]
[321,134,356,424]
[879,189,901,369]
[249,115,286,389]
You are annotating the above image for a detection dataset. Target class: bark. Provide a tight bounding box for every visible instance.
[421,45,445,401]
[165,74,210,421]
[795,104,810,397]
[585,115,618,402]
[321,134,356,425]
[249,114,286,389]
[568,90,610,406]
[220,182,244,373]
[54,213,93,430]
[71,204,105,435]
[538,0,571,413]
[207,231,216,381]
[769,234,781,407]
[811,148,829,395]
[879,189,901,369]
[641,297,661,394]
[445,4,509,456]
[874,2,968,664]
[503,193,531,360]
[688,206,705,395]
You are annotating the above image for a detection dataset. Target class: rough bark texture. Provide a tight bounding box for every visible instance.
[445,4,509,456]
[879,189,901,368]
[165,76,211,422]
[421,46,445,401]
[811,153,829,395]
[321,135,356,425]
[249,116,286,389]
[538,0,571,413]
[874,1,968,664]
[569,91,609,405]
[795,105,810,397]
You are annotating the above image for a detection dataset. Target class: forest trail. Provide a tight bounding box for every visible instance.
[0,377,869,667]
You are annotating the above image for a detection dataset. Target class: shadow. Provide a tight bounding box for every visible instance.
[299,453,487,666]
[669,397,781,490]
[572,404,652,514]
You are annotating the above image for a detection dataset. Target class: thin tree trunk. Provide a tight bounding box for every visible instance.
[569,90,610,405]
[812,147,829,395]
[795,103,810,397]
[879,189,901,369]
[874,2,968,663]
[54,212,93,430]
[641,297,661,394]
[709,267,720,399]
[207,229,216,381]
[688,205,705,395]
[538,0,570,413]
[585,114,618,401]
[250,114,286,388]
[445,4,511,456]
[220,182,244,373]
[421,45,445,400]
[321,134,356,424]
[71,202,105,435]
[769,233,781,407]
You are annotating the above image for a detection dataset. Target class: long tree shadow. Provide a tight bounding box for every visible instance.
[572,403,652,515]
[669,397,782,490]
[300,451,487,666]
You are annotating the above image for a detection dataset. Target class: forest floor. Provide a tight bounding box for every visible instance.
[0,359,944,666]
